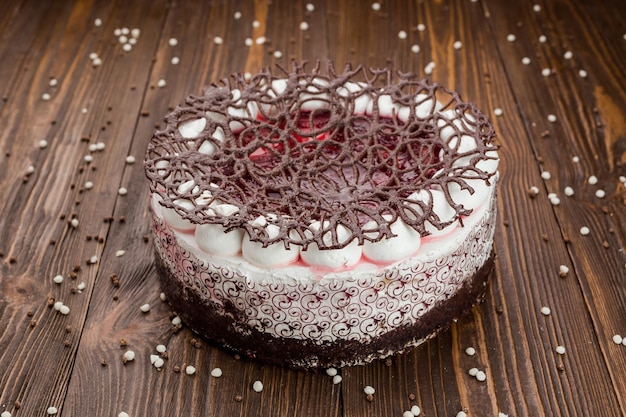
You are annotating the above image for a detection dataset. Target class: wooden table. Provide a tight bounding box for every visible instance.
[1,0,624,416]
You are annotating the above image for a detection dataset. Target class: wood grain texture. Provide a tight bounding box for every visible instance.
[0,0,624,416]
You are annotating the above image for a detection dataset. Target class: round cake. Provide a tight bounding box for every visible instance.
[145,63,499,369]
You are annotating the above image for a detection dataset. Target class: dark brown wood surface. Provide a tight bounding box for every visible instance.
[1,0,624,416]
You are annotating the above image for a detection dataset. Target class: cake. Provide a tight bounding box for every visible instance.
[145,63,499,369]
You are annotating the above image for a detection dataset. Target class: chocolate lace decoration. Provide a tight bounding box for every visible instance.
[145,63,498,250]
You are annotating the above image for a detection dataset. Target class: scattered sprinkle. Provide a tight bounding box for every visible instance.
[541,171,551,180]
[122,43,132,52]
[506,34,516,42]
[529,185,540,196]
[559,265,570,277]
[26,165,35,175]
[595,189,605,198]
[42,93,51,101]
[403,412,414,417]
[476,371,487,382]
[59,305,70,315]
[542,68,551,77]
[619,176,626,184]
[539,35,547,43]
[244,38,253,47]
[49,78,58,87]
[579,69,588,78]
[255,36,266,45]
[70,218,79,228]
[411,44,420,54]
[123,350,135,362]
[185,365,196,375]
[118,187,128,195]
[172,316,181,325]
[211,367,223,377]
[214,36,223,45]
[364,385,375,395]
[171,57,180,65]
[588,175,598,185]
[547,114,557,122]
[465,347,476,356]
[84,181,94,189]
[572,155,580,163]
[89,255,98,264]
[252,20,260,28]
[92,57,102,66]
[533,4,541,12]
[579,226,590,235]
[140,303,150,313]
[306,3,315,12]
[252,380,263,392]
[564,186,574,196]
[453,40,462,50]
[564,51,573,60]
[84,155,93,162]
[612,334,623,344]
[416,23,425,31]
[299,21,309,31]
[118,413,129,417]
[77,282,86,291]
[47,407,58,415]
[424,61,435,75]
[457,411,467,417]
[160,292,167,302]
[540,306,551,316]
[468,368,478,376]
[549,195,561,206]
[326,367,338,377]
[371,2,381,11]
[125,155,136,164]
[94,18,102,27]
[156,344,166,353]
[53,275,64,284]
[522,57,531,65]
[556,345,566,355]
[273,50,283,58]
[411,405,421,416]
[332,375,342,384]
[398,30,408,40]
[39,139,48,149]
[1,411,11,417]
[493,108,503,116]
[131,28,140,38]
[157,79,166,88]
[234,11,242,19]
[116,250,126,257]
[168,38,178,46]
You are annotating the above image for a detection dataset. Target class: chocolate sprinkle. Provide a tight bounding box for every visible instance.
[145,63,497,249]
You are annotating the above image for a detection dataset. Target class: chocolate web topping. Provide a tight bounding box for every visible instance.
[145,62,498,250]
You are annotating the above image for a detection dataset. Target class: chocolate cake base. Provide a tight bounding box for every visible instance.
[155,251,495,369]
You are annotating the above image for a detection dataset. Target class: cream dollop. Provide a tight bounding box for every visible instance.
[195,204,244,256]
[362,216,421,262]
[241,216,300,267]
[299,221,362,268]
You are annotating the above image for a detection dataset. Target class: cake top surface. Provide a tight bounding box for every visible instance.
[145,62,498,250]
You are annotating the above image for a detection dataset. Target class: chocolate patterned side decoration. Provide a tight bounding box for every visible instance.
[151,193,497,344]
[145,62,498,249]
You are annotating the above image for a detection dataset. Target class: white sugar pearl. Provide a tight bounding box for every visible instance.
[255,36,266,45]
[244,38,253,46]
[53,275,64,284]
[494,108,503,116]
[372,2,381,11]
[564,51,573,59]
[140,303,150,313]
[522,57,531,65]
[306,3,315,12]
[572,155,580,163]
[252,380,263,392]
[588,175,598,184]
[211,367,223,377]
[49,78,58,87]
[157,79,166,88]
[564,186,574,196]
[252,20,260,28]
[171,56,180,65]
[468,367,479,376]
[234,11,242,19]
[326,367,338,376]
[579,226,590,235]
[59,305,70,315]
[363,385,375,395]
[118,412,129,417]
[465,347,476,356]
[39,139,48,148]
[42,93,51,101]
[115,250,126,257]
[457,411,467,417]
[417,23,425,31]
[169,38,178,46]
[398,30,408,39]
[94,18,102,27]
[70,218,79,228]
[92,57,102,66]
[300,21,309,31]
[539,35,547,43]
[506,34,516,42]
[612,334,623,344]
[273,50,283,58]
[125,155,136,164]
[214,36,223,45]
[559,265,570,276]
[556,345,566,355]
[403,412,414,417]
[185,365,196,375]
[541,306,551,316]
[156,344,166,353]
[121,27,129,35]
[541,171,551,180]
[547,114,557,122]
[411,44,420,53]
[595,189,606,198]
[172,316,181,325]
[476,371,487,381]
[89,255,98,264]
[77,282,86,291]
[533,4,541,12]
[118,187,128,195]
[47,407,58,415]
[542,68,551,77]
[453,40,462,49]
[160,292,167,302]
[131,28,140,38]
[332,375,342,384]
[411,405,421,416]
[118,35,127,44]
[579,69,588,78]
[123,350,135,362]
[122,43,132,52]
